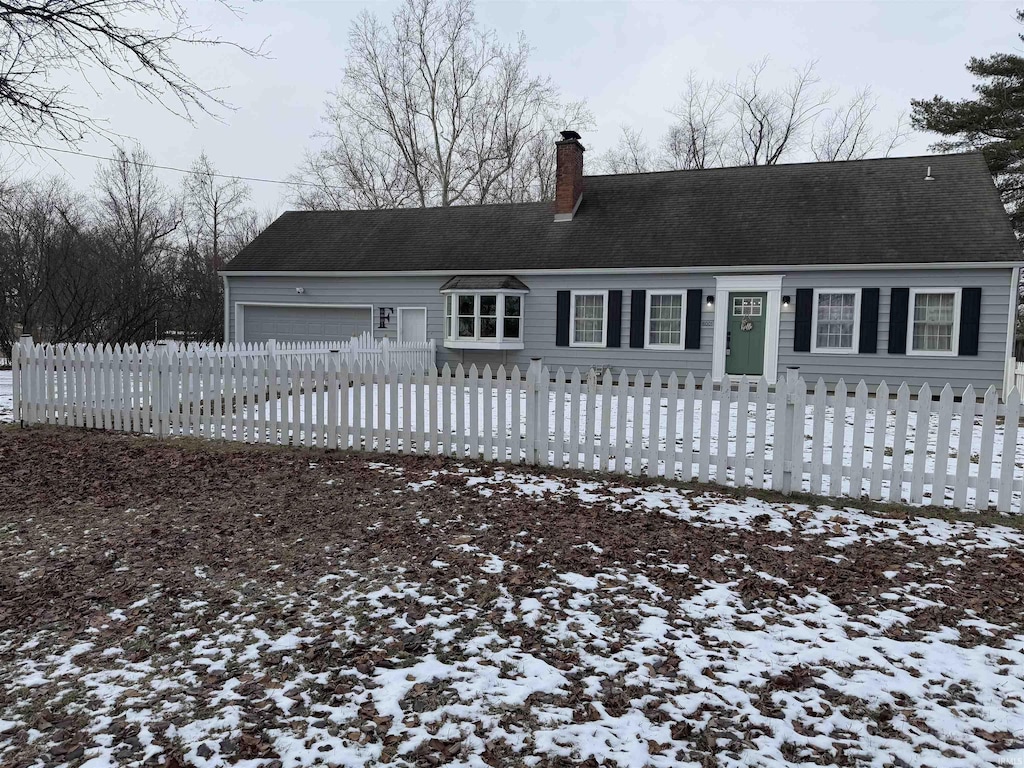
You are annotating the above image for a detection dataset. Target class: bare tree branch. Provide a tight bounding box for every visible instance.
[811,88,910,161]
[0,0,264,142]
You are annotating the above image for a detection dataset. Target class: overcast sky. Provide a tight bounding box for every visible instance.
[2,0,1019,214]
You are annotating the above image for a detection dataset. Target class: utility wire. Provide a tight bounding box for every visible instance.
[3,138,344,190]
[3,138,547,197]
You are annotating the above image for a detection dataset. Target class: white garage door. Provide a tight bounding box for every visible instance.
[242,305,372,344]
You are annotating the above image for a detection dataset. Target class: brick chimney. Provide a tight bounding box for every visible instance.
[554,130,585,222]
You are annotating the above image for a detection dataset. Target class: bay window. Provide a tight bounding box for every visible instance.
[504,295,521,340]
[443,290,526,349]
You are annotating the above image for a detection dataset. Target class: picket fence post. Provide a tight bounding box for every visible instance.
[11,339,23,426]
[525,358,542,464]
[780,367,798,495]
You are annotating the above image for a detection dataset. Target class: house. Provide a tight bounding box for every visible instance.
[221,131,1021,392]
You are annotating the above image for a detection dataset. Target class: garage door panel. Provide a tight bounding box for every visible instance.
[243,305,371,343]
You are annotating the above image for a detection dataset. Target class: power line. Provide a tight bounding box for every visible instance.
[2,138,552,198]
[3,138,343,191]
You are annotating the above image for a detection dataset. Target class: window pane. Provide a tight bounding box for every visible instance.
[573,294,605,344]
[505,295,521,317]
[648,293,684,346]
[732,297,763,316]
[912,292,955,352]
[458,317,475,337]
[458,295,475,315]
[480,295,497,317]
[480,317,497,338]
[815,292,856,349]
[445,295,453,338]
[504,317,520,339]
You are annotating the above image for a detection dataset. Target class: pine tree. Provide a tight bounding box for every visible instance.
[911,10,1024,237]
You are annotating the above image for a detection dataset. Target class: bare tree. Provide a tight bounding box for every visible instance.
[0,176,111,349]
[487,99,593,203]
[728,59,835,166]
[595,125,656,174]
[290,0,583,208]
[613,59,909,173]
[0,148,260,351]
[182,151,251,272]
[93,145,179,342]
[812,88,910,161]
[169,152,257,340]
[664,72,729,170]
[0,0,263,142]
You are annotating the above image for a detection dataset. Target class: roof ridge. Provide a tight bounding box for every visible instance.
[280,199,551,216]
[584,151,979,181]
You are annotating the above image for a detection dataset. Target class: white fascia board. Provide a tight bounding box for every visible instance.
[219,261,1022,278]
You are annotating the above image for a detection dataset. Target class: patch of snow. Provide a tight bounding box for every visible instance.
[0,370,11,424]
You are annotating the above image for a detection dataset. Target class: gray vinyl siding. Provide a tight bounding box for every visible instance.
[226,266,1015,393]
[779,270,1012,392]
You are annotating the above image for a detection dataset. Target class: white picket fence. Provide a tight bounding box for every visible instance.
[159,332,435,373]
[12,341,1024,514]
[1008,357,1024,396]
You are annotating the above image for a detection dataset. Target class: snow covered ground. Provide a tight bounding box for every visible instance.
[0,369,12,424]
[2,430,1023,768]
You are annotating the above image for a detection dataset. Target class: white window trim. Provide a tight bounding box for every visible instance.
[569,290,609,348]
[441,289,526,350]
[810,288,861,355]
[907,287,962,357]
[711,275,783,384]
[645,291,686,350]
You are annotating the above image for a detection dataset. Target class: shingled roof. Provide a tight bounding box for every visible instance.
[224,152,1020,273]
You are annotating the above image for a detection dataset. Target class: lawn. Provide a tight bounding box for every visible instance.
[0,427,1022,767]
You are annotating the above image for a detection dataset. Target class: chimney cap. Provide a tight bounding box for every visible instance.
[559,130,582,142]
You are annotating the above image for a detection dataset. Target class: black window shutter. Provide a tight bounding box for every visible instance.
[556,290,570,347]
[685,289,702,349]
[888,287,909,354]
[793,289,813,352]
[629,290,646,348]
[959,287,982,356]
[607,290,622,347]
[858,288,880,354]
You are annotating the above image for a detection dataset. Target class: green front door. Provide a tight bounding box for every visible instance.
[726,292,768,376]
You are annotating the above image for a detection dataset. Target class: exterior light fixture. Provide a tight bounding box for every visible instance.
[782,295,791,307]
[706,295,715,307]
[296,286,305,295]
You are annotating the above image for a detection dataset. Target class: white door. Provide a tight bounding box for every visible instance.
[398,308,427,343]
